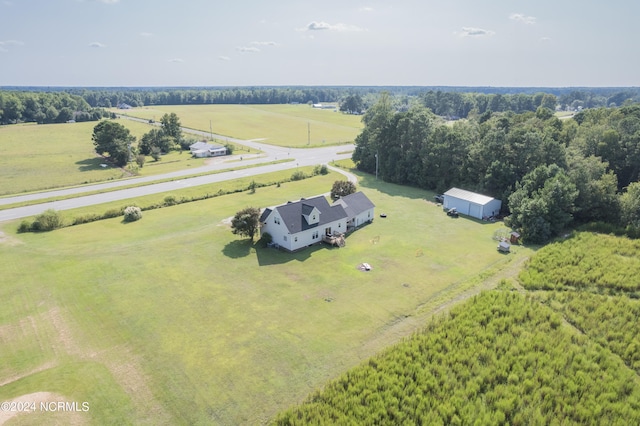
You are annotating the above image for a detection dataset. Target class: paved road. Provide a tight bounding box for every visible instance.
[0,122,355,222]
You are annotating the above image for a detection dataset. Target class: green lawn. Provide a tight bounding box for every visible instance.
[0,105,357,196]
[0,122,125,195]
[0,120,211,196]
[118,104,364,147]
[0,172,531,424]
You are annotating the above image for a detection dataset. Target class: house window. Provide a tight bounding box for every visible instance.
[294,237,298,242]
[283,236,287,241]
[312,231,319,239]
[368,212,370,217]
[312,215,316,220]
[274,217,280,224]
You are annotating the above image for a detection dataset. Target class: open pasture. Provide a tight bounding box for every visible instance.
[0,172,528,424]
[0,119,211,196]
[0,122,127,196]
[119,104,364,147]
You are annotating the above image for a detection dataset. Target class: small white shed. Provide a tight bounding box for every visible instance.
[443,188,502,220]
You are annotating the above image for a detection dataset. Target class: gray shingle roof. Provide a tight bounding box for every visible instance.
[333,192,375,218]
[272,196,347,234]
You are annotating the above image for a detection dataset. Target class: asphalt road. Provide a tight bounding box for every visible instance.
[0,123,355,222]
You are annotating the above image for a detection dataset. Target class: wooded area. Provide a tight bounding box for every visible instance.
[353,95,640,242]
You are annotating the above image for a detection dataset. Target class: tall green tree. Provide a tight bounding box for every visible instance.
[160,112,182,145]
[231,207,261,242]
[507,165,578,243]
[92,120,135,166]
[620,182,640,232]
[139,128,176,155]
[352,92,394,175]
[567,152,620,224]
[340,94,364,114]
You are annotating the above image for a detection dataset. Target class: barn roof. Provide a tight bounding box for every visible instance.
[444,187,496,206]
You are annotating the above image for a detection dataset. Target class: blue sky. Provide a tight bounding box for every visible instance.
[1,0,639,87]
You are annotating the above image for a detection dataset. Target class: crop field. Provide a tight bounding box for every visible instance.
[275,232,640,424]
[118,104,364,147]
[0,171,527,425]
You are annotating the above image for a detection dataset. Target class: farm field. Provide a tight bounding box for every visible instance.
[0,171,526,425]
[117,104,364,147]
[275,232,640,424]
[0,120,218,196]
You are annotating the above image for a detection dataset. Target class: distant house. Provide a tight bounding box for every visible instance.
[312,103,337,110]
[259,192,375,251]
[443,187,502,220]
[117,103,132,109]
[189,141,227,158]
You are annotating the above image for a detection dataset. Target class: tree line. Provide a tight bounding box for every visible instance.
[0,91,110,124]
[3,86,639,117]
[353,93,640,243]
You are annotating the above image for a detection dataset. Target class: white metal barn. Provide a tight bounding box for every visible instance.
[443,187,502,220]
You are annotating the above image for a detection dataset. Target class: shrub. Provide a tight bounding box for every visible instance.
[260,232,273,247]
[72,213,100,226]
[32,209,63,232]
[123,206,143,222]
[291,170,307,181]
[17,220,31,233]
[135,154,146,168]
[314,164,329,175]
[164,195,178,206]
[103,208,123,219]
[331,180,356,199]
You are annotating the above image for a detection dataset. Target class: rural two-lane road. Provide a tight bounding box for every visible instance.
[0,122,356,222]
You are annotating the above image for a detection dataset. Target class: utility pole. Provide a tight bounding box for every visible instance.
[375,151,379,180]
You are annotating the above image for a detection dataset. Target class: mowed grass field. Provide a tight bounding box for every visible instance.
[119,104,364,147]
[0,120,215,196]
[0,171,532,425]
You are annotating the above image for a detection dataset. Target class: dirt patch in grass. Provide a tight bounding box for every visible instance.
[0,231,22,247]
[0,306,170,423]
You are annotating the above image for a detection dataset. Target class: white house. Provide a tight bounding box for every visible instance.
[260,192,375,251]
[332,191,376,230]
[443,187,502,220]
[189,141,227,158]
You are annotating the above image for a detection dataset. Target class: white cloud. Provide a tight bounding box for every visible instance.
[236,46,260,53]
[89,41,106,48]
[169,58,183,63]
[457,27,495,38]
[251,41,278,46]
[139,32,153,37]
[0,39,23,52]
[218,56,231,61]
[97,0,120,3]
[510,13,536,25]
[359,6,373,12]
[302,21,364,32]
[539,37,552,42]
